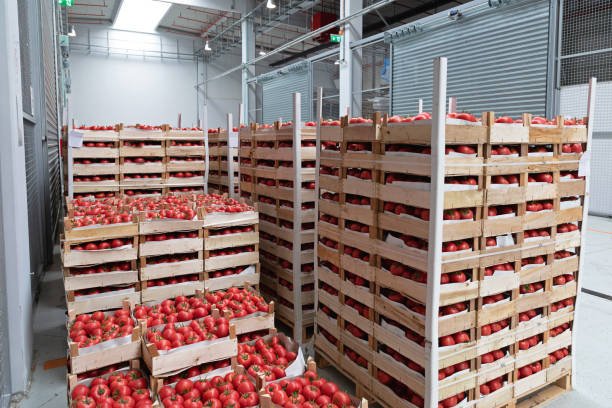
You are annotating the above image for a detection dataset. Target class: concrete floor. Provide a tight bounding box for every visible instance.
[16,216,612,408]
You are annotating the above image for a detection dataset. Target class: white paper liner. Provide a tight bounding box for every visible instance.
[387,180,430,190]
[521,263,544,270]
[443,218,473,224]
[491,153,519,158]
[346,175,371,183]
[72,244,133,252]
[70,221,134,230]
[443,248,473,255]
[440,309,469,319]
[519,288,544,297]
[382,294,425,317]
[444,184,478,191]
[528,152,553,157]
[380,318,405,337]
[74,287,136,300]
[478,381,509,399]
[384,234,427,254]
[560,177,582,183]
[525,209,553,214]
[484,269,515,279]
[480,325,510,338]
[524,236,550,243]
[482,297,510,309]
[489,183,519,189]
[495,234,516,247]
[487,212,516,220]
[447,151,477,158]
[145,280,199,291]
[518,314,545,326]
[384,151,428,157]
[440,367,470,381]
[560,199,581,209]
[550,355,572,366]
[208,265,256,283]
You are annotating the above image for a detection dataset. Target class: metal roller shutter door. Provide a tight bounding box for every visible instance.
[390,0,551,117]
[261,66,311,124]
[41,0,62,260]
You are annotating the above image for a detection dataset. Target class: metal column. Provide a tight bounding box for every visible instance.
[241,1,256,124]
[0,0,33,399]
[339,0,362,117]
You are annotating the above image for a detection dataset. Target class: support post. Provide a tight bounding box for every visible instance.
[572,77,596,386]
[448,96,457,113]
[203,104,209,194]
[338,0,363,117]
[241,1,256,124]
[292,92,304,343]
[226,112,236,198]
[418,98,423,114]
[425,57,447,408]
[312,87,324,348]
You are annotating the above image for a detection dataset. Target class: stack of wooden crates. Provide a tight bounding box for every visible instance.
[239,122,318,340]
[315,113,587,407]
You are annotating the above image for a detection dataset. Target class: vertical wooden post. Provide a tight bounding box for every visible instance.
[425,57,447,408]
[203,104,209,194]
[67,139,74,199]
[292,92,304,342]
[448,96,457,113]
[313,87,324,341]
[572,77,597,386]
[227,113,236,198]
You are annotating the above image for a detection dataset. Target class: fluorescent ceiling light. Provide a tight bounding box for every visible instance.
[266,0,276,9]
[259,50,266,56]
[204,40,212,51]
[114,0,172,33]
[68,25,76,37]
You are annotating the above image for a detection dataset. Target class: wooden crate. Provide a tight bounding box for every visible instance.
[63,261,139,292]
[67,304,141,374]
[141,320,238,376]
[66,286,140,315]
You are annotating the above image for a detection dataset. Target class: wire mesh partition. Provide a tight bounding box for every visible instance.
[312,52,340,120]
[354,39,390,118]
[559,0,612,215]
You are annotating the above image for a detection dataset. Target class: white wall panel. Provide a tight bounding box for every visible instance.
[70,54,200,126]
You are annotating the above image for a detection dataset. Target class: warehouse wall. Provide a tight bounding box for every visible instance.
[69,26,242,128]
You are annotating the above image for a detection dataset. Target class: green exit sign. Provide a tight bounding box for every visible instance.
[58,0,74,7]
[330,34,342,43]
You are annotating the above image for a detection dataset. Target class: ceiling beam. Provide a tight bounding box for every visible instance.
[159,0,239,13]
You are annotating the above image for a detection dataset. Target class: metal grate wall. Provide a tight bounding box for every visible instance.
[559,0,612,215]
[390,0,552,117]
[261,64,312,124]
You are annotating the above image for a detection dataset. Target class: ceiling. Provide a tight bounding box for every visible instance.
[67,0,468,66]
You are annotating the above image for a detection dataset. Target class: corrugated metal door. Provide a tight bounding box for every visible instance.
[261,65,311,123]
[41,0,62,263]
[390,0,551,117]
[41,0,62,252]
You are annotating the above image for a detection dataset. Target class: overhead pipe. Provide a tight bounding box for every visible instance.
[196,0,395,86]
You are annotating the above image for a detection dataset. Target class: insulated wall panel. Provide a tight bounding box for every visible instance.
[390,0,551,117]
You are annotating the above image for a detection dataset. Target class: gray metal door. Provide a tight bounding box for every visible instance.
[390,0,552,117]
[261,63,312,123]
[41,0,62,253]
